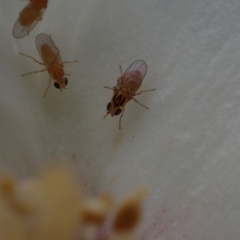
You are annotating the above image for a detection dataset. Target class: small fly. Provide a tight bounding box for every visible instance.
[104,60,156,129]
[20,33,77,97]
[13,0,48,39]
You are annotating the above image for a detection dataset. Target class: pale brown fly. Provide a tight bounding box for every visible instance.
[20,33,77,97]
[13,0,48,39]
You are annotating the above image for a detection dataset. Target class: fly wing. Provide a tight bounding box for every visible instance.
[12,16,39,39]
[35,33,63,65]
[120,60,148,92]
[12,6,45,39]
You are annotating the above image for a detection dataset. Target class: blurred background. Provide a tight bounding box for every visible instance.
[1,0,240,239]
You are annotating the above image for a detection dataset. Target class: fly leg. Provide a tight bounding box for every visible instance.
[44,76,52,98]
[21,69,47,77]
[119,108,125,130]
[19,53,44,65]
[119,64,123,77]
[104,86,114,90]
[103,112,109,118]
[134,88,156,96]
[62,60,78,64]
[131,97,149,109]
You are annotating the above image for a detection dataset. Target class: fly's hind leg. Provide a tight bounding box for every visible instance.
[44,76,52,98]
[132,97,149,110]
[134,88,156,96]
[19,53,44,65]
[62,60,78,64]
[119,64,123,77]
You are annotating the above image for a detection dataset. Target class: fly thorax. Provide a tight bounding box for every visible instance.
[112,92,127,107]
[49,64,64,80]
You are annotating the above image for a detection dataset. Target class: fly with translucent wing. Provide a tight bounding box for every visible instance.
[20,33,77,97]
[104,60,156,129]
[13,0,48,39]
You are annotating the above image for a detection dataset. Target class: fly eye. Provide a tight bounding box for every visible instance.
[115,108,122,116]
[107,102,111,111]
[54,82,60,89]
[64,78,68,86]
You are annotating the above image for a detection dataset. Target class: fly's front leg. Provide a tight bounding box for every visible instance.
[103,112,109,118]
[119,108,125,130]
[19,53,44,65]
[44,76,52,98]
